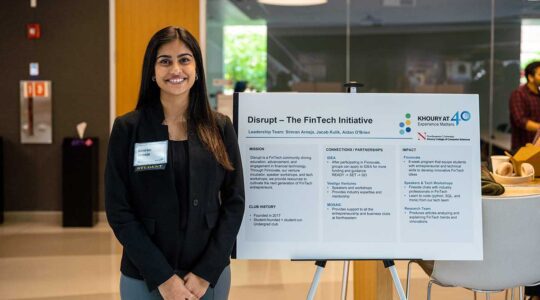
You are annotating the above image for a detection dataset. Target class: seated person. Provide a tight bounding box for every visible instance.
[510,61,540,150]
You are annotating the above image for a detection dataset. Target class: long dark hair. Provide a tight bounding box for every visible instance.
[136,26,233,171]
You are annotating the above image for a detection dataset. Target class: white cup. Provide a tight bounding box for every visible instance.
[491,155,510,173]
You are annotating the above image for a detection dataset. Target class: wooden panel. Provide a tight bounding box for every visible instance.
[353,261,393,300]
[115,0,199,116]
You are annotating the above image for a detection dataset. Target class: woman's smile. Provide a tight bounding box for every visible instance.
[166,75,187,85]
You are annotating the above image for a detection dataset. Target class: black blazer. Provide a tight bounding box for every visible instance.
[105,103,245,291]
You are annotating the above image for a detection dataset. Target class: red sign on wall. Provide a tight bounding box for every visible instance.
[26,82,33,97]
[27,23,41,39]
[35,82,45,96]
[23,81,49,98]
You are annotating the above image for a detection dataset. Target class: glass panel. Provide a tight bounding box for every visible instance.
[207,0,540,159]
[264,1,347,93]
[349,0,492,94]
[206,0,347,105]
[492,0,540,153]
[348,0,492,160]
[349,1,491,88]
[223,25,267,93]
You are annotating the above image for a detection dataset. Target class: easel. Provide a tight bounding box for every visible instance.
[306,259,407,300]
[306,82,408,300]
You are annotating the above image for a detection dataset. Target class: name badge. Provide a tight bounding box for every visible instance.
[134,141,168,172]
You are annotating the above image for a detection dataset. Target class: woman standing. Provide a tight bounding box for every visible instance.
[105,26,245,300]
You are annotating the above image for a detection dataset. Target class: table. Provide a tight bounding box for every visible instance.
[496,179,540,197]
[352,179,540,299]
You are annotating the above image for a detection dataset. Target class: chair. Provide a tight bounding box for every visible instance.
[406,195,540,300]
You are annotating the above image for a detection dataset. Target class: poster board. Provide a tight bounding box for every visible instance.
[234,93,482,260]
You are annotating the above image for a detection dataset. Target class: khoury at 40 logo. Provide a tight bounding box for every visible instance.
[399,113,412,135]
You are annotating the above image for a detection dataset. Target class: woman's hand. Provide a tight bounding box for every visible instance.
[158,274,198,300]
[183,272,210,299]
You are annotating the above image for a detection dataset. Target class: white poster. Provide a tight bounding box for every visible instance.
[235,93,482,260]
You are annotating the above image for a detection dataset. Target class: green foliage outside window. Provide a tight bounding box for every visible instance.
[224,26,267,92]
[522,53,540,70]
[521,21,540,83]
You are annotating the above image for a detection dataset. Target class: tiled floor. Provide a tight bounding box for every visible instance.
[0,217,514,300]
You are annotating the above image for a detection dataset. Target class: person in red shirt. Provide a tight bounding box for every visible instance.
[509,61,540,300]
[509,61,540,151]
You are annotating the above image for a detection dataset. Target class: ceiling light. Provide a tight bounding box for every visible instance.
[258,0,327,6]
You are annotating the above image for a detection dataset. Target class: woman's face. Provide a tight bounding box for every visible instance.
[154,39,197,99]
